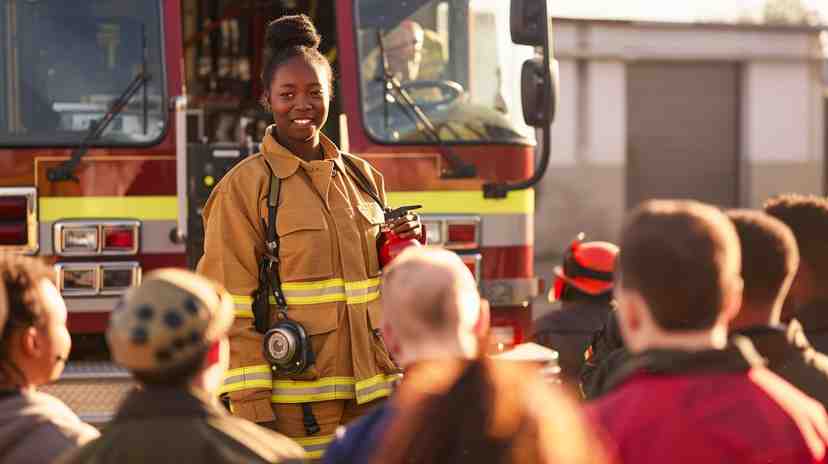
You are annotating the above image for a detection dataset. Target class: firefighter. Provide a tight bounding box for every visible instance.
[532,236,618,386]
[196,14,421,459]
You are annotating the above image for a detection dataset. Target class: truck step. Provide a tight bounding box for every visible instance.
[40,361,136,425]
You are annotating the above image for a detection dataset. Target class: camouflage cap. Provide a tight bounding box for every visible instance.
[107,268,234,372]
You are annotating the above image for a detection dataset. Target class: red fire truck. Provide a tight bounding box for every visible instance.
[0,0,556,421]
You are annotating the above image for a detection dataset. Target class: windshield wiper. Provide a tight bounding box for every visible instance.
[375,30,475,179]
[47,71,151,182]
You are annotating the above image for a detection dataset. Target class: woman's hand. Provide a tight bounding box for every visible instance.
[389,212,422,240]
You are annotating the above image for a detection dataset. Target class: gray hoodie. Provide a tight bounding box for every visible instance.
[0,389,99,464]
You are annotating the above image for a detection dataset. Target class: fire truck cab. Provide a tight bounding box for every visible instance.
[0,0,557,422]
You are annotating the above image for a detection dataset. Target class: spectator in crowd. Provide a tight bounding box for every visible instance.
[589,200,828,463]
[727,210,828,408]
[323,247,488,464]
[0,255,99,464]
[765,194,828,353]
[580,310,627,399]
[58,269,306,464]
[533,236,618,386]
[370,358,608,464]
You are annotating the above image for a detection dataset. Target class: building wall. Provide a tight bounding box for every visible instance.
[533,19,825,258]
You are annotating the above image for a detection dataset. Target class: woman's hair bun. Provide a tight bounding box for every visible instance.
[265,14,321,52]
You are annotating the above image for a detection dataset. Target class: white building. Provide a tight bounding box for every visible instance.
[534,18,827,257]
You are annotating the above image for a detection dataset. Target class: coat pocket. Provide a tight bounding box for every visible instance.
[276,209,334,281]
[356,202,385,277]
[271,306,339,381]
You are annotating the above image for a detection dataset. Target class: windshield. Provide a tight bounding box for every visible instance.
[0,0,166,147]
[356,0,535,145]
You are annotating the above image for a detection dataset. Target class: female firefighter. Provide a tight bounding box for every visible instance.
[196,14,421,458]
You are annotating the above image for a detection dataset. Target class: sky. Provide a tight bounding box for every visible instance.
[545,0,828,23]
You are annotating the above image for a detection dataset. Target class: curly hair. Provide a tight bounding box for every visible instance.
[0,254,57,385]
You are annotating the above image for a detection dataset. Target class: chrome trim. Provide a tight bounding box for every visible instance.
[100,262,141,296]
[55,261,141,297]
[55,263,99,297]
[0,187,38,255]
[459,252,482,284]
[64,296,123,313]
[53,220,140,256]
[420,214,481,250]
[41,220,183,256]
[173,95,188,243]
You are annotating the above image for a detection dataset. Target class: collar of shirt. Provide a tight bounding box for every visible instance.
[260,125,345,179]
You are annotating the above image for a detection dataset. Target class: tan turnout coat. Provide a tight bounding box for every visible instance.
[197,127,400,423]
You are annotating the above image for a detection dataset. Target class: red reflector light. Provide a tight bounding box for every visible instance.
[103,228,135,250]
[447,223,476,244]
[0,196,27,219]
[0,223,27,245]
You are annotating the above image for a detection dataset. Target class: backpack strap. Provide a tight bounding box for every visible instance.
[252,172,287,333]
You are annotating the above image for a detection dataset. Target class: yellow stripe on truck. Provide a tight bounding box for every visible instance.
[386,189,534,215]
[40,196,178,221]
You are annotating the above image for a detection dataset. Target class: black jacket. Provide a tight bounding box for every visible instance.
[532,300,613,386]
[735,320,828,410]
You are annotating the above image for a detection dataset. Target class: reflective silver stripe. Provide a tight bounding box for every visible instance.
[356,380,394,398]
[345,283,381,301]
[40,220,184,255]
[281,285,346,299]
[481,214,533,247]
[223,371,272,387]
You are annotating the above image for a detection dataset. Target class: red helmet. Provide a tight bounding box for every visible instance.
[551,235,618,301]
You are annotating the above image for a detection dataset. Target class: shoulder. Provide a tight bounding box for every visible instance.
[324,404,389,463]
[213,154,271,195]
[342,153,383,179]
[22,392,100,442]
[208,415,307,462]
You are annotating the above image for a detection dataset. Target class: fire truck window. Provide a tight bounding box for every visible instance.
[0,0,166,147]
[355,0,534,145]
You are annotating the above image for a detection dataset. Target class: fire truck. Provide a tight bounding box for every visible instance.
[0,0,557,422]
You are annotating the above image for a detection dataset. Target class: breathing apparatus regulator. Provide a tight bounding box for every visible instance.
[254,156,423,375]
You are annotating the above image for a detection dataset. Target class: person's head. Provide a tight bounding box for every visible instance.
[764,194,828,319]
[260,14,333,149]
[0,255,70,390]
[381,247,488,366]
[371,358,607,464]
[107,269,234,393]
[615,200,743,353]
[551,236,618,304]
[384,20,424,80]
[726,210,799,327]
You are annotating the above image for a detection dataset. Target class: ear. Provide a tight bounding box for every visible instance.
[720,276,744,325]
[614,287,643,349]
[381,321,401,359]
[474,298,491,338]
[20,326,41,358]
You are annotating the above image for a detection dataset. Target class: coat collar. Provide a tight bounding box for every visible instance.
[260,125,345,179]
[113,386,225,422]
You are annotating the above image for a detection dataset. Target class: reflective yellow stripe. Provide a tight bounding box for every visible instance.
[387,189,534,215]
[40,196,177,221]
[220,365,272,395]
[355,373,402,404]
[294,434,335,459]
[271,377,357,403]
[230,278,381,317]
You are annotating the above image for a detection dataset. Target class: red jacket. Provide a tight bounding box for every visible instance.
[588,339,828,464]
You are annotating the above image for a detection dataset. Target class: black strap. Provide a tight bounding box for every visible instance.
[266,175,287,309]
[341,155,385,210]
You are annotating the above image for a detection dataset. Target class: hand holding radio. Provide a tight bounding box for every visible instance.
[385,204,423,240]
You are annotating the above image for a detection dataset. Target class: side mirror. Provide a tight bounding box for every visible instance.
[520,57,558,127]
[510,0,551,46]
